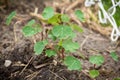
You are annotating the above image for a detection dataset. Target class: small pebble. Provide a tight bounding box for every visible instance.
[4,60,12,67]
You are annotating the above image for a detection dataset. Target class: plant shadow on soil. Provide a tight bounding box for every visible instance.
[0,0,120,80]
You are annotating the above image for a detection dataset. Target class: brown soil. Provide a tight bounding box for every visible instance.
[0,0,120,80]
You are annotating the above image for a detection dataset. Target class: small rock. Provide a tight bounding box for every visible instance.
[4,60,12,67]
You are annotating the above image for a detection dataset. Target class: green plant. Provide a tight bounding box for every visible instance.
[89,54,104,78]
[22,7,84,70]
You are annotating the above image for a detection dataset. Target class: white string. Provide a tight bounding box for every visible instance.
[108,0,116,16]
[85,0,120,41]
[84,0,95,7]
[108,1,120,15]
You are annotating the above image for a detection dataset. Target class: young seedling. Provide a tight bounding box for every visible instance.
[22,7,84,71]
[89,54,104,78]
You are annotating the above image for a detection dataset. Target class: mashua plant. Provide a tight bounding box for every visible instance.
[22,7,84,70]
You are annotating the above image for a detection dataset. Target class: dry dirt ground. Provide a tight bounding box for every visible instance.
[0,0,120,80]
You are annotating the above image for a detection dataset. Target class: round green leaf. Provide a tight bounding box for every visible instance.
[89,55,104,66]
[61,14,70,23]
[34,40,48,55]
[110,52,118,61]
[22,26,36,37]
[22,20,42,37]
[64,56,82,70]
[75,10,85,22]
[52,25,75,39]
[89,70,99,78]
[42,7,54,20]
[45,50,56,57]
[62,40,80,52]
[22,25,41,37]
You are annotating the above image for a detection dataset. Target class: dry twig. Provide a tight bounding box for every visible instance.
[19,56,34,75]
[25,70,41,80]
[80,36,89,51]
[66,0,83,12]
[34,63,49,69]
[49,70,65,80]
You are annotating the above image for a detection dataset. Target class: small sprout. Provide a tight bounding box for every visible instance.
[75,10,85,22]
[34,40,48,55]
[6,11,16,25]
[64,56,82,70]
[42,7,54,20]
[89,70,99,78]
[110,52,118,61]
[89,55,104,66]
[45,50,56,57]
